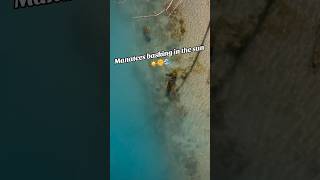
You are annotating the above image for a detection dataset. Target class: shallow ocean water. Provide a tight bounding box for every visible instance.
[110,2,173,180]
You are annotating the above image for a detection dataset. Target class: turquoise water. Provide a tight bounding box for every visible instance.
[110,2,171,180]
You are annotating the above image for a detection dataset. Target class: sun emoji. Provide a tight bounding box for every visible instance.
[157,59,164,66]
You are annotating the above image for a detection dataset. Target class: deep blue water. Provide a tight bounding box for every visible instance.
[110,3,171,180]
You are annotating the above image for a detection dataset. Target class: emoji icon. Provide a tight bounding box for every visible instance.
[150,61,157,67]
[164,59,170,65]
[157,59,164,66]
